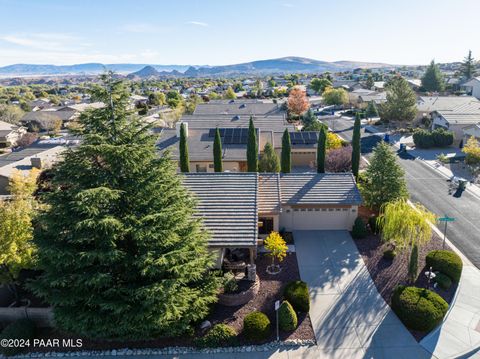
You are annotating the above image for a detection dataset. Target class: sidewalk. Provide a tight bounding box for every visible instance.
[419,224,480,359]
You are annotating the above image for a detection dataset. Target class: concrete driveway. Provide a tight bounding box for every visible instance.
[293,230,432,359]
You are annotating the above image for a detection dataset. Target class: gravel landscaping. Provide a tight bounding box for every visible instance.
[6,252,314,355]
[354,206,458,341]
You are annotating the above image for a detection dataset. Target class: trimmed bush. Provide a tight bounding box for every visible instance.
[435,272,452,290]
[195,324,237,348]
[0,319,35,356]
[278,300,298,332]
[368,216,378,234]
[383,249,397,260]
[413,128,454,149]
[284,280,310,312]
[426,250,463,282]
[243,311,271,341]
[351,217,367,239]
[391,286,448,332]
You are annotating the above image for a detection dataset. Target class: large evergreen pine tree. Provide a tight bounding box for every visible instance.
[213,127,223,172]
[421,60,445,92]
[360,141,408,211]
[317,126,327,173]
[179,122,190,172]
[246,117,258,172]
[351,113,361,179]
[461,50,475,79]
[30,73,218,339]
[281,129,291,173]
[381,76,417,124]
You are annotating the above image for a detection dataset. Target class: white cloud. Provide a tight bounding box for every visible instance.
[186,21,209,27]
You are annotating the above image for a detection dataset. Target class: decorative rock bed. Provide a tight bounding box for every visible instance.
[217,275,260,307]
[12,339,316,358]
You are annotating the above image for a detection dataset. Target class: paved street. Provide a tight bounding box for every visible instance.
[322,115,480,268]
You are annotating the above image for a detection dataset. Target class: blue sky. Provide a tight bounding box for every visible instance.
[0,0,478,66]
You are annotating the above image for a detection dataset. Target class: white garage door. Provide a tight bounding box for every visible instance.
[291,208,351,230]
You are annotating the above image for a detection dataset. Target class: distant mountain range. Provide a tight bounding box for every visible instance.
[0,57,394,78]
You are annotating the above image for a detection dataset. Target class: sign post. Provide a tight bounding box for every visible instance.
[275,300,280,342]
[438,216,455,249]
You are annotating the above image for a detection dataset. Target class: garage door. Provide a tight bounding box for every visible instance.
[291,207,351,230]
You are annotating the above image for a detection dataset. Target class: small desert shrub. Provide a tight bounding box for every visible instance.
[351,217,367,239]
[278,300,298,331]
[426,250,463,282]
[195,324,237,348]
[243,311,271,342]
[284,280,310,312]
[383,249,397,260]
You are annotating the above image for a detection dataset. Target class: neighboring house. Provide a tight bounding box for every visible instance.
[0,120,27,148]
[417,96,480,121]
[407,79,422,91]
[0,145,64,195]
[193,100,281,116]
[21,102,104,129]
[183,172,362,268]
[461,77,480,99]
[431,100,480,146]
[357,92,387,105]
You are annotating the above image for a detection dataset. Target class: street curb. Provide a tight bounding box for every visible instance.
[409,200,480,358]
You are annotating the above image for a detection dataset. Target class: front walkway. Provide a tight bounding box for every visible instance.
[293,230,431,359]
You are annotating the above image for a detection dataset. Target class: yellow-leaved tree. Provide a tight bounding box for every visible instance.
[264,231,288,275]
[0,169,39,304]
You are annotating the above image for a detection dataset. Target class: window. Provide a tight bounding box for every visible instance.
[307,208,313,212]
[336,208,341,212]
[352,209,357,212]
[258,217,274,235]
[286,209,291,213]
[342,208,349,212]
[315,208,320,212]
[294,209,299,212]
[301,208,306,212]
[321,208,327,212]
[328,208,334,212]
[208,164,214,169]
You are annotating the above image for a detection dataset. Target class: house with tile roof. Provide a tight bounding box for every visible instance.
[182,172,362,268]
[0,120,27,148]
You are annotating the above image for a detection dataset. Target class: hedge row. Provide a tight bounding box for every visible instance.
[413,128,454,149]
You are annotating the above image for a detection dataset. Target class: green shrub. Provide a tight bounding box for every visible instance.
[0,319,35,356]
[243,311,271,341]
[278,301,298,331]
[195,324,237,348]
[368,216,378,234]
[351,217,367,239]
[435,272,452,290]
[391,286,448,332]
[223,272,238,294]
[284,280,310,312]
[383,249,397,260]
[426,250,463,282]
[413,128,454,149]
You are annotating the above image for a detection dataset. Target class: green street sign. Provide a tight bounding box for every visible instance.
[438,216,455,222]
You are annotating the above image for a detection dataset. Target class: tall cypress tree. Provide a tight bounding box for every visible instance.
[213,127,223,172]
[30,73,218,339]
[246,117,258,172]
[317,126,327,173]
[179,122,190,172]
[351,113,361,179]
[281,128,291,173]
